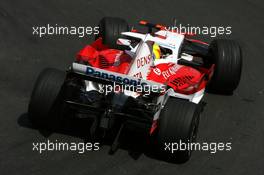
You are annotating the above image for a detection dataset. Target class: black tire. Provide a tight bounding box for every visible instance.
[28,68,66,128]
[157,98,200,163]
[98,17,129,49]
[208,39,242,93]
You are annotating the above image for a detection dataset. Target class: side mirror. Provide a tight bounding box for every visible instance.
[116,38,131,46]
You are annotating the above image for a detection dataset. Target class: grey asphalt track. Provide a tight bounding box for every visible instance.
[0,0,264,175]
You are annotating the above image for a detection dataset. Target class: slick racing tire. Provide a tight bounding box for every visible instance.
[28,68,66,128]
[157,98,200,163]
[98,17,129,49]
[208,39,242,94]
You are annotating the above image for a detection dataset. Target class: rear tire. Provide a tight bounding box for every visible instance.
[28,68,66,128]
[156,98,200,163]
[98,17,129,49]
[208,39,242,93]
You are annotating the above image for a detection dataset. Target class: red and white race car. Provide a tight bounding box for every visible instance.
[28,17,242,162]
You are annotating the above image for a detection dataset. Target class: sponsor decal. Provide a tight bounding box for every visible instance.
[133,72,143,78]
[136,54,152,68]
[153,68,161,75]
[86,66,147,87]
[170,75,194,87]
[162,64,181,79]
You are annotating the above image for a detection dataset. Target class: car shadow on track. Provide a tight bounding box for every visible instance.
[17,112,183,164]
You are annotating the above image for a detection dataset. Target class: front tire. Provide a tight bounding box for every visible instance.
[98,17,129,49]
[28,68,66,128]
[208,39,242,93]
[156,98,200,163]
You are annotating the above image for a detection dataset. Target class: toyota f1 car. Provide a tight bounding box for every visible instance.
[28,17,242,162]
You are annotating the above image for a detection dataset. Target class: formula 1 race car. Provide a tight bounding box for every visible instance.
[28,17,242,162]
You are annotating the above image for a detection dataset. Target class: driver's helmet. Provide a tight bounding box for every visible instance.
[153,43,161,59]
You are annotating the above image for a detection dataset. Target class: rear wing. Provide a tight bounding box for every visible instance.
[70,63,166,95]
[137,20,196,37]
[139,20,166,33]
[120,20,167,40]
